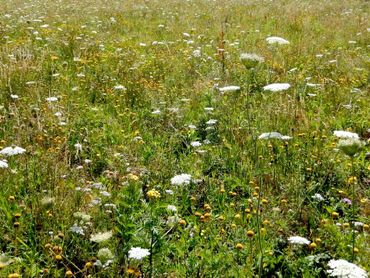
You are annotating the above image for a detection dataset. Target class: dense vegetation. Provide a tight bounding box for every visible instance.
[0,0,369,277]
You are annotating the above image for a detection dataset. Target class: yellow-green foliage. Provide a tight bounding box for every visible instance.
[0,0,369,277]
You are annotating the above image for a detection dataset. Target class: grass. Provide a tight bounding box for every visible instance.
[0,0,369,277]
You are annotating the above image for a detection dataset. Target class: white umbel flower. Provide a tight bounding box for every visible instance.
[258,132,292,140]
[171,174,192,185]
[333,130,359,139]
[263,83,291,92]
[97,248,114,262]
[113,85,126,90]
[312,193,325,201]
[190,141,202,147]
[46,97,58,102]
[266,36,290,45]
[327,259,368,278]
[167,205,177,212]
[0,146,26,156]
[128,247,150,260]
[338,139,364,157]
[0,160,8,168]
[70,224,85,235]
[240,53,264,63]
[219,86,240,94]
[90,231,113,243]
[288,236,310,245]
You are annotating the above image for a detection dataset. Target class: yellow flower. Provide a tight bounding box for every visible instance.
[146,189,161,199]
[347,176,357,185]
[236,243,244,250]
[178,219,186,226]
[309,242,317,250]
[127,173,139,181]
[246,230,255,238]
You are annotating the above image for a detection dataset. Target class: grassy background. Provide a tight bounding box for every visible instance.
[0,0,369,277]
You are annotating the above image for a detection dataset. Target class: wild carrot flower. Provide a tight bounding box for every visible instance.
[0,160,8,168]
[338,139,364,157]
[263,83,291,92]
[0,146,26,156]
[327,259,368,278]
[218,86,241,94]
[171,174,191,185]
[128,247,150,260]
[90,231,113,243]
[266,36,290,45]
[288,236,310,245]
[334,131,359,139]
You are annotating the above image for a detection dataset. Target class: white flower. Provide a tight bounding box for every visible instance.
[192,49,201,57]
[338,139,364,157]
[333,130,359,139]
[165,189,174,195]
[73,212,91,222]
[152,109,161,115]
[263,83,291,92]
[240,53,264,63]
[70,224,84,235]
[97,248,114,262]
[10,94,19,99]
[288,236,310,245]
[258,132,292,140]
[327,259,368,278]
[0,146,26,156]
[171,174,191,185]
[259,132,283,139]
[0,160,8,169]
[206,119,217,125]
[46,97,58,102]
[113,85,126,90]
[167,205,177,212]
[100,191,111,197]
[128,247,150,260]
[74,143,82,151]
[312,193,325,201]
[190,141,202,147]
[219,86,240,94]
[266,36,290,45]
[90,231,113,243]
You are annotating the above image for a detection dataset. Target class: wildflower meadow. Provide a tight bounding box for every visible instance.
[0,0,369,277]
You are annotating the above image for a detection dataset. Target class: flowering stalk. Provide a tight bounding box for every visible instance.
[350,157,356,262]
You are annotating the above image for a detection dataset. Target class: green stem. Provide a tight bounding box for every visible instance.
[256,177,263,278]
[350,156,356,262]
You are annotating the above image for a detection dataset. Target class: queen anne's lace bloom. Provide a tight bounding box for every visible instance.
[266,36,290,45]
[90,231,113,243]
[263,83,291,92]
[171,174,191,185]
[0,146,26,156]
[288,236,310,245]
[128,247,150,260]
[327,259,368,278]
[338,139,364,157]
[0,160,8,168]
[258,132,292,140]
[333,130,359,139]
[219,86,241,94]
